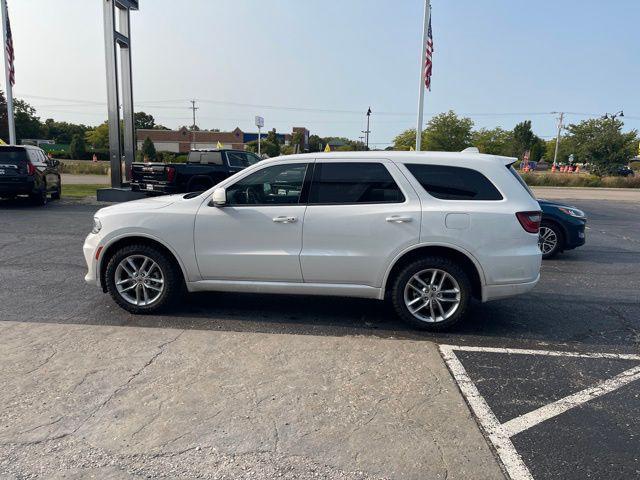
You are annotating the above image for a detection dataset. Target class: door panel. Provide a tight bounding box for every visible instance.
[194,205,306,281]
[300,161,421,287]
[194,161,310,282]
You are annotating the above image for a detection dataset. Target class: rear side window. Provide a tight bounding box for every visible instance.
[309,162,405,204]
[188,151,223,165]
[508,166,535,199]
[405,164,503,201]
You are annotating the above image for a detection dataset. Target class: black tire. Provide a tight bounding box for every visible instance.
[105,244,183,314]
[539,221,564,259]
[30,184,47,206]
[391,256,471,332]
[51,184,61,200]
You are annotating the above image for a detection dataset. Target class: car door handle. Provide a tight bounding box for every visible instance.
[386,215,413,223]
[273,216,297,224]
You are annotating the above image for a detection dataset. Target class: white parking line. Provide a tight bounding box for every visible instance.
[439,344,640,480]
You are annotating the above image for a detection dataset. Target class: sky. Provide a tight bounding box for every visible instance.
[7,0,640,147]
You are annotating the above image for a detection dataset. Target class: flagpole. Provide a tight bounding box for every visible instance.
[415,0,430,151]
[1,0,15,145]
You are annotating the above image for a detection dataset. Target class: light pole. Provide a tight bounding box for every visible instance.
[255,116,264,156]
[551,111,564,167]
[362,107,372,150]
[603,110,624,121]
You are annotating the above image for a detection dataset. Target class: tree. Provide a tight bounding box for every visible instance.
[423,111,474,151]
[393,129,422,150]
[141,137,157,161]
[308,134,322,152]
[85,122,110,149]
[471,127,513,155]
[43,119,88,144]
[70,134,87,159]
[529,136,547,162]
[14,99,44,142]
[134,111,156,130]
[566,118,637,176]
[512,120,535,159]
[0,90,8,142]
[290,131,304,153]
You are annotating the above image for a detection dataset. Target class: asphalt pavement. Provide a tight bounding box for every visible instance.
[0,192,638,479]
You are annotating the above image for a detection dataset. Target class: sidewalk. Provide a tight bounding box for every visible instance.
[0,321,503,479]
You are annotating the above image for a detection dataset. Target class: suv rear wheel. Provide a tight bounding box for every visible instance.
[30,184,47,206]
[105,244,183,314]
[391,256,471,331]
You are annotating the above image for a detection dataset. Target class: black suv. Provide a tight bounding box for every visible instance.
[131,149,261,195]
[0,145,61,205]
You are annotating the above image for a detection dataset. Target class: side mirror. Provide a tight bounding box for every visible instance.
[52,159,60,167]
[211,187,226,207]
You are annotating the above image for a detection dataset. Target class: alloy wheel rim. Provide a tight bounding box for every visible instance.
[115,255,165,306]
[403,268,461,323]
[538,226,557,254]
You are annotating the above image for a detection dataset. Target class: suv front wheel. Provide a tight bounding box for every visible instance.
[105,244,182,314]
[391,257,471,331]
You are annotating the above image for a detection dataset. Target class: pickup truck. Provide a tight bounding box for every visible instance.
[131,149,261,195]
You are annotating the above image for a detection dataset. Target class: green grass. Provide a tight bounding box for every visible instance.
[62,184,103,198]
[59,160,110,175]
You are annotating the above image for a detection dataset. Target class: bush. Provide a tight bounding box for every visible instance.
[630,161,640,172]
[174,154,188,163]
[521,172,639,188]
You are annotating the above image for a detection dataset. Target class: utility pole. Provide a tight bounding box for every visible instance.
[362,107,372,150]
[190,100,199,130]
[551,111,564,166]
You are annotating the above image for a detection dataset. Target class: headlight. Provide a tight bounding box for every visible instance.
[558,207,585,218]
[91,217,102,234]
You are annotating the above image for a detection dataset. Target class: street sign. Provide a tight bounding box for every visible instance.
[255,116,264,128]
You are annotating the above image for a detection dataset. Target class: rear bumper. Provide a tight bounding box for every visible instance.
[482,274,540,302]
[131,182,177,195]
[0,180,35,195]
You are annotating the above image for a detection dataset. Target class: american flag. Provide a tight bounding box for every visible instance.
[4,1,14,86]
[424,16,433,91]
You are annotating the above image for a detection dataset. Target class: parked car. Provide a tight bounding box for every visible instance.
[84,151,542,331]
[0,145,61,205]
[131,149,261,195]
[538,199,587,259]
[617,166,634,177]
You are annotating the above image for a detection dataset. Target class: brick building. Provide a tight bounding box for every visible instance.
[136,126,310,153]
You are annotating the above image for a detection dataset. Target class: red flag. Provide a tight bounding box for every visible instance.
[424,16,433,90]
[4,1,14,86]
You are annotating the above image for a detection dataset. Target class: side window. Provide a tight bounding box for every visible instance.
[227,152,247,168]
[200,152,223,165]
[27,150,44,165]
[405,164,503,200]
[226,163,308,206]
[309,162,404,204]
[245,152,261,165]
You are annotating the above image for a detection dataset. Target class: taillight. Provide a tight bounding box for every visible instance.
[166,166,176,182]
[516,211,542,234]
[27,162,36,175]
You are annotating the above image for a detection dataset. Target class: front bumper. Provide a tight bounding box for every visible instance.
[83,233,101,287]
[564,219,587,250]
[482,274,540,302]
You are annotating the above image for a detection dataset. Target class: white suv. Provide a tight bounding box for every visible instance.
[84,151,541,331]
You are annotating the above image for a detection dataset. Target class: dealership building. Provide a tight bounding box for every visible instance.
[136,126,309,153]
